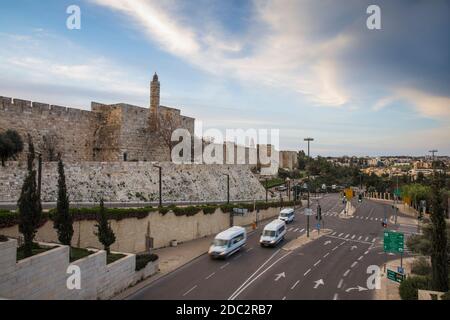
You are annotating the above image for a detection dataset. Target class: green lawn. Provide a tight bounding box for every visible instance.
[16,243,57,261]
[263,178,285,189]
[70,247,95,262]
[107,252,126,264]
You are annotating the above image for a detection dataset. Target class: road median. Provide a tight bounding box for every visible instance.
[282,228,332,251]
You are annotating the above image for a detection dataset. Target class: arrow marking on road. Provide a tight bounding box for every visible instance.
[314,279,325,289]
[324,240,332,246]
[345,286,368,293]
[275,272,286,281]
[351,245,358,251]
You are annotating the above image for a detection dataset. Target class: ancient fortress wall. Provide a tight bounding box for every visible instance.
[0,97,97,162]
[0,161,266,203]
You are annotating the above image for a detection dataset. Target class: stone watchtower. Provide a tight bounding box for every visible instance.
[149,72,160,130]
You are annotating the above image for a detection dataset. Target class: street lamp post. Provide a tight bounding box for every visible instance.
[153,165,162,207]
[223,173,231,226]
[304,137,314,238]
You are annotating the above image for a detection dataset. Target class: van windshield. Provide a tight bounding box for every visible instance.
[263,230,276,237]
[213,239,229,247]
[280,212,290,217]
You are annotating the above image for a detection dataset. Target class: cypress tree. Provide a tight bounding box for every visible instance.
[430,171,449,292]
[18,135,41,257]
[94,199,116,254]
[53,158,73,248]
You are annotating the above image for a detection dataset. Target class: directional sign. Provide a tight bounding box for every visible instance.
[305,208,314,216]
[397,266,405,274]
[387,269,405,283]
[345,188,354,200]
[383,231,404,253]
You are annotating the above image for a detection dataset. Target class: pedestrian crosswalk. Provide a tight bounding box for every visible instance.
[286,225,380,244]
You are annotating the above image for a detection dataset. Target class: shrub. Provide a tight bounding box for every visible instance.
[173,206,202,217]
[135,253,159,271]
[411,257,432,276]
[202,205,217,214]
[399,275,431,300]
[0,210,19,228]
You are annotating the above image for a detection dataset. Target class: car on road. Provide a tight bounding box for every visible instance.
[279,208,295,223]
[260,219,286,247]
[208,226,247,259]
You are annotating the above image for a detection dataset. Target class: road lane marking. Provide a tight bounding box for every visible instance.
[291,280,300,290]
[332,246,339,251]
[333,293,338,300]
[351,261,358,268]
[343,269,350,277]
[221,263,230,269]
[345,234,350,238]
[365,217,369,220]
[372,238,376,243]
[358,256,364,261]
[324,235,373,245]
[351,235,356,239]
[294,228,299,232]
[323,252,330,258]
[300,228,305,233]
[314,260,321,267]
[358,236,362,240]
[288,228,294,231]
[183,285,197,296]
[246,247,253,252]
[337,279,344,289]
[304,268,311,276]
[229,251,292,300]
[282,296,287,300]
[365,237,369,242]
[205,272,216,280]
[331,232,336,236]
[364,250,369,255]
[338,233,344,237]
[233,254,242,260]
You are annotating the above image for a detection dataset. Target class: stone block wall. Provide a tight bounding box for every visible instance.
[0,161,266,203]
[0,239,158,300]
[0,206,281,252]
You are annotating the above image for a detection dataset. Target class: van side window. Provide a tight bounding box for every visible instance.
[232,234,244,244]
[279,226,285,233]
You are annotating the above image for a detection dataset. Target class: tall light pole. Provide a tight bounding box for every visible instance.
[153,165,162,207]
[223,173,231,226]
[304,137,314,237]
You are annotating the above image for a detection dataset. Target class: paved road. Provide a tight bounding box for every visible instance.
[128,194,414,300]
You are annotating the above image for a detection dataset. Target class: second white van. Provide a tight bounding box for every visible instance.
[279,208,295,224]
[260,219,287,247]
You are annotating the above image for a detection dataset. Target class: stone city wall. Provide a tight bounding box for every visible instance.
[0,161,266,203]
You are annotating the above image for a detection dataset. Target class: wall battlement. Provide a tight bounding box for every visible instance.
[0,96,94,120]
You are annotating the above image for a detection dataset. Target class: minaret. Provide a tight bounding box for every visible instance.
[149,72,160,130]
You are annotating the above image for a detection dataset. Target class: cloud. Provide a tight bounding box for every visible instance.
[89,0,353,108]
[373,87,450,119]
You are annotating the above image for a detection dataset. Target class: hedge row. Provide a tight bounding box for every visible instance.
[135,253,159,271]
[0,200,299,228]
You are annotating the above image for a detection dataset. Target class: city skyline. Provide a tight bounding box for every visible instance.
[0,0,449,156]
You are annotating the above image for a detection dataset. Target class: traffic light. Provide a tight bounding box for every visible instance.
[316,205,322,221]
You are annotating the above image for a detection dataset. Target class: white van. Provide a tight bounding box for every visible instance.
[279,208,295,223]
[260,219,287,247]
[208,226,247,259]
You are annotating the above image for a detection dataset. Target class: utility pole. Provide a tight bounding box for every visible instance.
[394,175,399,225]
[265,178,268,203]
[153,165,162,207]
[304,137,314,238]
[223,173,231,226]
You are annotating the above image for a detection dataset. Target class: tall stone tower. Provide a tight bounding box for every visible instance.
[149,72,160,130]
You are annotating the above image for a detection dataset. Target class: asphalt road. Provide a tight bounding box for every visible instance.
[128,194,414,300]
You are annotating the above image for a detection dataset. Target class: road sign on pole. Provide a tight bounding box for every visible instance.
[383,231,404,253]
[305,208,314,216]
[387,269,405,283]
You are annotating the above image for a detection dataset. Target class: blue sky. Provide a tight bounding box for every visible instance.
[0,0,449,156]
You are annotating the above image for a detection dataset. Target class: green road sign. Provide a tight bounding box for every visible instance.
[387,269,405,283]
[384,231,404,253]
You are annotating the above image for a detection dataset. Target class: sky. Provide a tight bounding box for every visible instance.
[0,0,449,156]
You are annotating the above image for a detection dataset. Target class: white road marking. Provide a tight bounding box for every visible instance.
[366,217,369,220]
[372,238,376,243]
[300,228,305,233]
[333,293,338,300]
[338,233,344,237]
[370,217,373,221]
[332,246,339,251]
[304,268,311,276]
[351,261,358,268]
[221,263,230,269]
[332,232,336,236]
[365,237,369,242]
[229,251,291,300]
[345,234,350,238]
[323,252,330,258]
[364,250,369,255]
[343,269,350,277]
[314,260,321,267]
[183,285,197,296]
[246,247,253,253]
[358,236,362,240]
[351,235,356,239]
[291,280,300,290]
[294,228,299,232]
[358,256,364,261]
[205,272,216,280]
[288,227,294,231]
[337,279,344,289]
[282,296,286,300]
